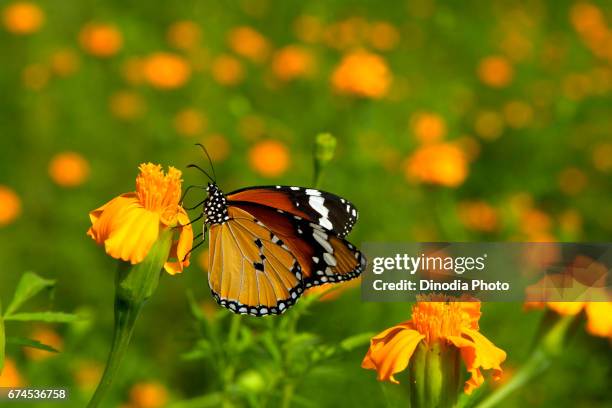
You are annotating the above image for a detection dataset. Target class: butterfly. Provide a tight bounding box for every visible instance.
[184,144,366,316]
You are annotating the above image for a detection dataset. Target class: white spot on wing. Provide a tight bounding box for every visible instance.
[305,189,321,196]
[323,252,337,266]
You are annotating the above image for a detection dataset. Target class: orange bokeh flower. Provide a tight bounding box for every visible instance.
[0,185,21,227]
[109,91,146,121]
[73,360,103,391]
[404,143,468,187]
[248,140,290,177]
[79,23,123,57]
[271,45,315,81]
[202,133,230,162]
[211,54,244,86]
[87,163,193,274]
[22,63,49,91]
[503,100,533,129]
[174,108,207,137]
[0,358,24,387]
[457,200,499,232]
[50,48,80,77]
[23,327,63,361]
[367,21,400,51]
[2,1,44,35]
[129,382,169,408]
[331,50,392,99]
[474,110,504,140]
[558,167,588,195]
[362,297,506,394]
[592,143,612,172]
[227,26,270,63]
[410,112,447,144]
[143,52,191,89]
[167,20,201,51]
[477,56,514,88]
[48,152,90,187]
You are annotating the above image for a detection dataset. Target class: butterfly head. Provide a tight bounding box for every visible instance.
[204,183,229,225]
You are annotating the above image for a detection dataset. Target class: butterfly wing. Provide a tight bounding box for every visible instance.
[207,206,304,316]
[227,185,358,238]
[230,202,366,289]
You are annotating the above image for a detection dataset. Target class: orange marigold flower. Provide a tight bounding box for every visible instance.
[49,152,90,187]
[211,54,244,86]
[79,23,122,57]
[2,1,44,35]
[143,52,191,89]
[23,327,63,361]
[271,45,315,81]
[0,185,21,227]
[109,91,146,121]
[410,112,447,144]
[227,26,270,63]
[404,143,468,187]
[457,200,499,232]
[174,108,207,137]
[0,358,24,387]
[331,50,392,99]
[477,56,513,88]
[167,20,201,51]
[50,48,80,77]
[248,140,290,178]
[362,297,506,394]
[87,163,193,274]
[558,167,588,195]
[129,381,169,408]
[367,21,400,51]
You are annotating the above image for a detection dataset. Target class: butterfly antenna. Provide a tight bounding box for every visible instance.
[186,163,215,184]
[195,143,217,183]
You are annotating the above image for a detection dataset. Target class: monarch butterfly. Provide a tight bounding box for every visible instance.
[184,144,366,316]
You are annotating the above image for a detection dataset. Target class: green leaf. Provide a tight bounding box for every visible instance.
[6,336,59,353]
[4,311,79,323]
[4,272,55,316]
[0,300,5,373]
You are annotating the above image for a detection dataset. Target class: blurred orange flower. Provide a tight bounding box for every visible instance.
[50,48,80,77]
[202,133,230,162]
[477,56,514,88]
[109,91,146,121]
[23,327,63,361]
[227,26,270,63]
[211,55,244,86]
[362,297,506,394]
[331,50,392,99]
[0,358,24,387]
[367,21,400,51]
[323,17,368,50]
[0,185,21,227]
[272,45,315,81]
[404,143,468,187]
[2,1,44,35]
[129,381,169,408]
[87,163,193,274]
[143,52,191,89]
[73,360,103,391]
[248,140,290,177]
[48,152,90,187]
[558,167,588,195]
[458,200,499,232]
[410,112,447,144]
[79,23,123,57]
[174,108,207,137]
[474,110,504,140]
[167,20,201,51]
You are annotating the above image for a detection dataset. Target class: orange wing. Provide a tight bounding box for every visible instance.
[207,207,304,315]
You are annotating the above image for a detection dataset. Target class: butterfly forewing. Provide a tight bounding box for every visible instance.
[227,185,358,238]
[207,206,304,316]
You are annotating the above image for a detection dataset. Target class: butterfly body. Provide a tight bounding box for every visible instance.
[201,183,365,316]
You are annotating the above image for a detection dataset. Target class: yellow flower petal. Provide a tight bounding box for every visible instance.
[164,208,194,275]
[104,206,160,264]
[361,323,424,384]
[585,302,612,338]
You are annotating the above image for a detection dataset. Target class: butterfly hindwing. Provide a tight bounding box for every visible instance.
[207,206,304,316]
[230,202,366,289]
[227,185,358,238]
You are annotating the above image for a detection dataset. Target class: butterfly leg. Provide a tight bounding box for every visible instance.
[180,184,207,206]
[182,225,207,262]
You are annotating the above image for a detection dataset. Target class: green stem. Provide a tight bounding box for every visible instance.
[87,298,142,408]
[281,382,295,408]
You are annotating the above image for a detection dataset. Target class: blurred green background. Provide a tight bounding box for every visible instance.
[0,0,611,406]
